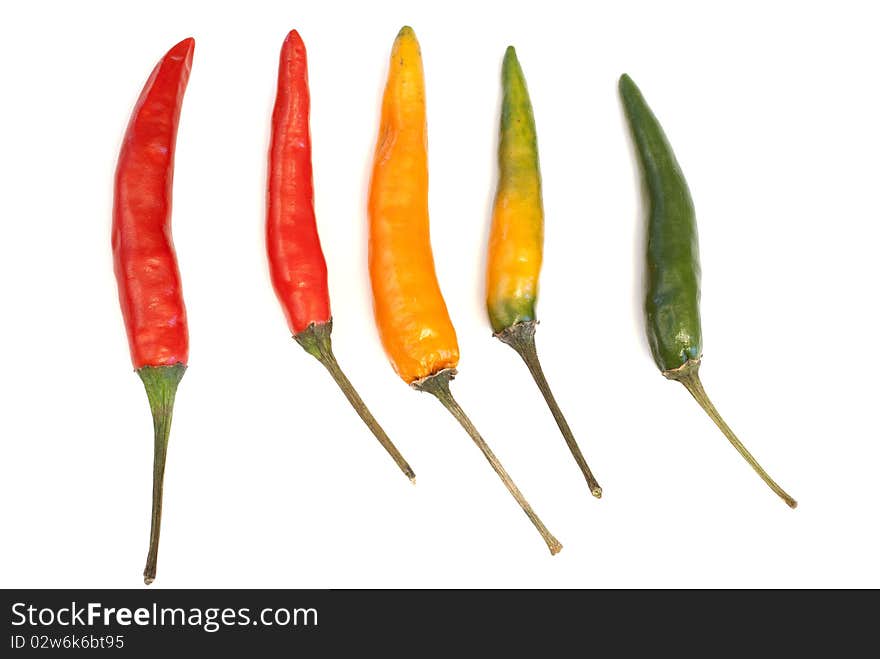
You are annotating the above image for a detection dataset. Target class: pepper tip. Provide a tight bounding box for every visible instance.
[176,36,195,51]
[168,37,195,63]
[501,46,524,80]
[397,25,416,39]
[281,29,306,60]
[284,29,304,46]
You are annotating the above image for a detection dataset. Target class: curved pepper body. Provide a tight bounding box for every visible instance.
[112,38,193,369]
[368,27,459,383]
[267,30,331,335]
[486,47,543,334]
[619,74,701,372]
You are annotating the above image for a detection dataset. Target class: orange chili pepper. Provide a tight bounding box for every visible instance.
[368,28,458,384]
[368,27,561,555]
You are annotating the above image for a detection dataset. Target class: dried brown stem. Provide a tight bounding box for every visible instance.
[413,368,562,555]
[664,359,797,509]
[496,321,602,498]
[296,322,415,482]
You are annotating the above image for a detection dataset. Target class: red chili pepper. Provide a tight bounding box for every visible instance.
[266,30,329,334]
[112,37,194,585]
[266,30,414,481]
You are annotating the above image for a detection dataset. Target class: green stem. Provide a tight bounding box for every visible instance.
[137,363,186,585]
[664,359,797,509]
[496,321,602,498]
[295,321,415,482]
[413,368,562,555]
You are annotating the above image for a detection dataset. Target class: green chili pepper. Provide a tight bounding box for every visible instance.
[619,73,797,508]
[486,47,602,498]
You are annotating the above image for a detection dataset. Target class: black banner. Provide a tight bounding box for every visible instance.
[1,589,872,653]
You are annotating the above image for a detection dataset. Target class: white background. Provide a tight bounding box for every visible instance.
[1,0,877,588]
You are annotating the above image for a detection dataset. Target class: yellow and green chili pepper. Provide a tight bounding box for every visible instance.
[486,47,602,498]
[619,73,797,508]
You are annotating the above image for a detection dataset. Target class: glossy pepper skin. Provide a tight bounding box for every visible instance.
[486,47,601,498]
[486,46,544,334]
[267,30,414,481]
[368,26,459,384]
[267,30,331,335]
[620,73,796,508]
[368,28,561,555]
[618,74,701,372]
[112,38,194,584]
[113,38,193,369]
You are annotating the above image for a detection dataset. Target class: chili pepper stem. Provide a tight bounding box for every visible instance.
[137,363,186,585]
[664,359,797,508]
[496,321,602,498]
[295,321,416,483]
[412,368,562,555]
